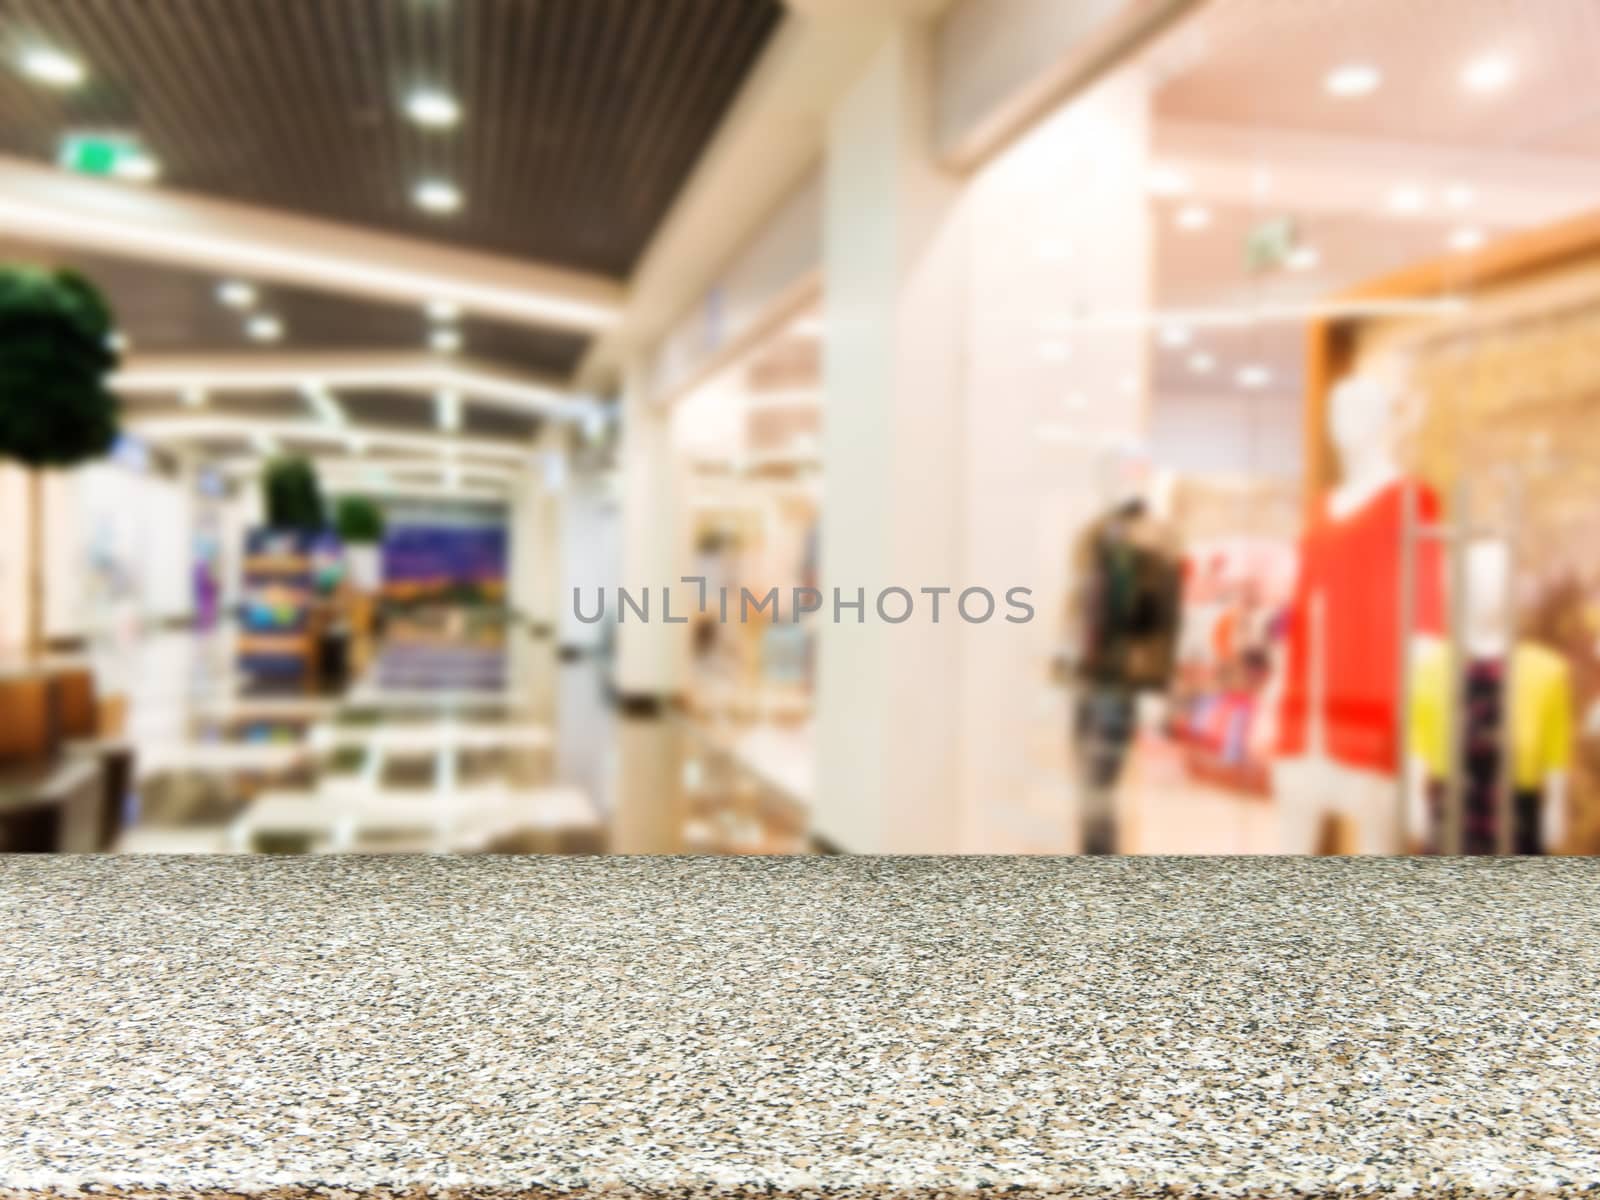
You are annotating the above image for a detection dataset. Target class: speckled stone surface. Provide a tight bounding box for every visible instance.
[3,856,1600,1199]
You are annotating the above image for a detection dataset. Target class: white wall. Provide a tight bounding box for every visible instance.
[0,464,28,653]
[43,461,194,643]
[1148,391,1301,479]
[648,169,822,403]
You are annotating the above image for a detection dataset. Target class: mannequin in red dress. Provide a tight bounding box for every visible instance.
[1273,373,1446,853]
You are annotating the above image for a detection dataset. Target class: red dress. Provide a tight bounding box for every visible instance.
[1276,479,1445,773]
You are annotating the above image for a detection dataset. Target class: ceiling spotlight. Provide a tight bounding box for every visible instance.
[430,328,462,354]
[426,299,460,323]
[1159,325,1192,348]
[1188,352,1216,374]
[1146,164,1192,197]
[1286,245,1321,271]
[405,87,461,129]
[1325,63,1381,97]
[20,47,85,88]
[1462,54,1514,93]
[182,387,206,409]
[1236,365,1273,389]
[217,280,257,309]
[414,179,463,214]
[1175,204,1212,231]
[1387,185,1428,215]
[1449,227,1486,253]
[1444,184,1477,210]
[436,389,462,431]
[246,314,284,342]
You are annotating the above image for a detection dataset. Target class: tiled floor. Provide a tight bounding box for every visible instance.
[92,613,1280,856]
[107,612,819,856]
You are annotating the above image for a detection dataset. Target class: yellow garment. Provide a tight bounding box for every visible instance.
[1409,640,1573,789]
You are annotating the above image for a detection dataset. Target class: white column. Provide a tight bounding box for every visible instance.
[814,30,1154,854]
[814,25,970,853]
[614,359,688,699]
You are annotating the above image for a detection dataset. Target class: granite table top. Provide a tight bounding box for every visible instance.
[2,855,1598,1200]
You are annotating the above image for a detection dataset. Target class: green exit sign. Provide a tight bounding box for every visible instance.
[58,131,159,182]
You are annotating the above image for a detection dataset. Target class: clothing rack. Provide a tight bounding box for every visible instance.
[1398,475,1522,855]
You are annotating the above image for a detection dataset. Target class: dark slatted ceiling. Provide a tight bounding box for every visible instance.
[0,0,783,278]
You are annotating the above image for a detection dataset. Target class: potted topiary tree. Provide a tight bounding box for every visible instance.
[335,494,386,592]
[261,455,326,532]
[0,267,121,657]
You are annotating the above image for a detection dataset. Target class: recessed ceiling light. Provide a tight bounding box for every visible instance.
[405,88,461,129]
[1035,238,1073,263]
[1159,325,1192,348]
[20,47,85,88]
[181,387,206,408]
[1462,54,1514,93]
[1449,227,1486,252]
[430,328,462,354]
[426,299,460,323]
[1325,63,1381,97]
[217,280,257,309]
[414,179,462,214]
[1189,352,1216,374]
[1236,365,1272,389]
[1387,185,1428,215]
[1176,204,1212,231]
[246,314,284,342]
[1444,184,1477,210]
[112,153,160,183]
[1287,245,1321,271]
[1146,164,1191,197]
[436,390,462,432]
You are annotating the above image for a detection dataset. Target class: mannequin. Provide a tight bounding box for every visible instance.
[1067,441,1183,854]
[1407,540,1571,853]
[1274,373,1445,853]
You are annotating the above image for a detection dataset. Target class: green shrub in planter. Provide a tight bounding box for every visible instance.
[0,267,122,655]
[335,495,385,543]
[262,456,326,532]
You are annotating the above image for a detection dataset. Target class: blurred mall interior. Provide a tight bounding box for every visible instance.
[3,0,1600,857]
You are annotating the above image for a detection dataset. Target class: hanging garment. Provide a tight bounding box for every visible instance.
[1276,479,1446,773]
[1072,503,1183,691]
[1409,640,1574,792]
[1421,660,1546,854]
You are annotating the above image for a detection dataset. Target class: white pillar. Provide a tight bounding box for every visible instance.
[614,359,688,699]
[814,25,970,853]
[814,28,1154,853]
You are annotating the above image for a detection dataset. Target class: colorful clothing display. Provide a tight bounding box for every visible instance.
[1277,479,1446,773]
